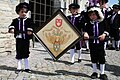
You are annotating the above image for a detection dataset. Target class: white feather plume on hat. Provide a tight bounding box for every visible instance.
[88,7,104,22]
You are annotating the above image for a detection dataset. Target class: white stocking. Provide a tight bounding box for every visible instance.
[24,58,29,69]
[70,49,75,63]
[100,64,105,74]
[77,49,82,59]
[17,59,22,70]
[92,63,97,73]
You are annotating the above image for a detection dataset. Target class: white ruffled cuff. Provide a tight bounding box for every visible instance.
[27,28,33,31]
[103,31,109,36]
[9,26,14,29]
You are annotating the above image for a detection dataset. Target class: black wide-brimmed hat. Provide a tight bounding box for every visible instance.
[112,4,120,9]
[69,3,80,10]
[15,2,30,14]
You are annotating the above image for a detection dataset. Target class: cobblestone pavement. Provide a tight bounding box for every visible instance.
[0,42,120,80]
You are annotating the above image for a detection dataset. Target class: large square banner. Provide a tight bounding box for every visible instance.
[34,10,82,60]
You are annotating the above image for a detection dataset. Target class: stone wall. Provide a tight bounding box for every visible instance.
[0,0,19,53]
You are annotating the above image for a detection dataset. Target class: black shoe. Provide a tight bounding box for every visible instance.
[85,49,90,52]
[116,47,119,51]
[78,59,81,63]
[70,62,74,65]
[108,47,115,50]
[91,72,98,79]
[24,69,31,72]
[99,74,108,80]
[15,69,21,74]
